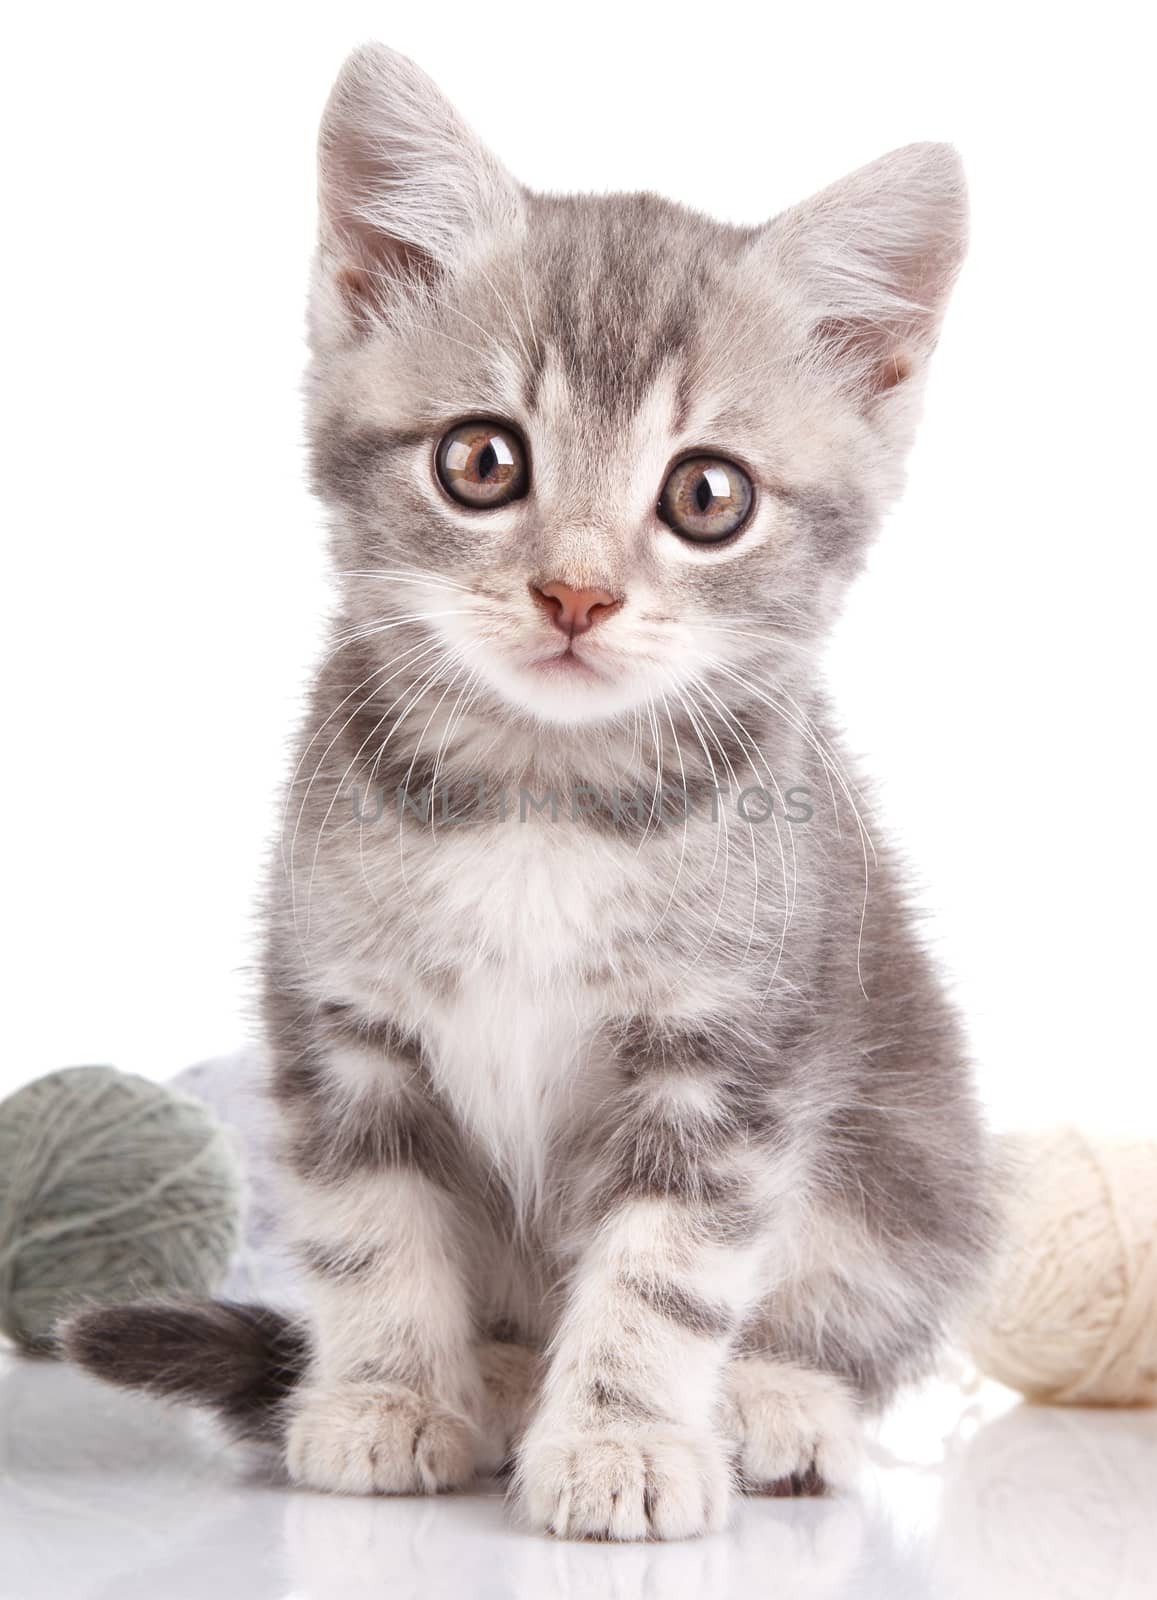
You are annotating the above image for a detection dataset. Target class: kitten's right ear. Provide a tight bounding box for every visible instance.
[315,44,521,337]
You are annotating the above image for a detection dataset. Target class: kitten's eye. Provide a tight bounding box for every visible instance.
[658,456,754,543]
[435,421,528,509]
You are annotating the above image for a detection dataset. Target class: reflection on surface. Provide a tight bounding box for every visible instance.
[1,1353,1153,1599]
[934,1402,1157,1600]
[0,1357,288,1600]
[284,1485,875,1600]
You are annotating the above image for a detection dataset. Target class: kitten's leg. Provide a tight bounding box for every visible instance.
[721,1197,968,1494]
[516,1023,775,1541]
[272,1008,487,1495]
[720,1357,862,1495]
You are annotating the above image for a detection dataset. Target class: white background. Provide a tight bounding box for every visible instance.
[2,2,1152,1132]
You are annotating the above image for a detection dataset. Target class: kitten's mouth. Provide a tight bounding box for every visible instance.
[529,646,603,681]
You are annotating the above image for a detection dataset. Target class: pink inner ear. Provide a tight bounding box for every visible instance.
[876,353,912,393]
[319,87,447,327]
[334,236,438,330]
[334,266,378,332]
[812,316,916,400]
[322,132,442,327]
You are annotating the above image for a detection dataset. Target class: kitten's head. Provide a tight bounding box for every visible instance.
[307,45,966,729]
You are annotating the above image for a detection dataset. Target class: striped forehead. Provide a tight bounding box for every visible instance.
[423,195,767,474]
[515,192,750,424]
[525,352,685,513]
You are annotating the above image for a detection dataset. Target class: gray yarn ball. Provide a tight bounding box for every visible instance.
[0,1065,244,1351]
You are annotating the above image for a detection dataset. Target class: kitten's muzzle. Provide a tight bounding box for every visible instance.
[530,580,622,637]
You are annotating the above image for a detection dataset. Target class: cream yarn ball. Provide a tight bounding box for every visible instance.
[969,1127,1157,1405]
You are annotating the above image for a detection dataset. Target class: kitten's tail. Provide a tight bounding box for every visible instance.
[60,1299,309,1443]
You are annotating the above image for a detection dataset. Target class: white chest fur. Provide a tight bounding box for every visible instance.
[322,815,658,1210]
[414,819,643,1209]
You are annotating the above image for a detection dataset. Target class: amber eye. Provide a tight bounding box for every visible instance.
[658,456,754,543]
[435,421,528,509]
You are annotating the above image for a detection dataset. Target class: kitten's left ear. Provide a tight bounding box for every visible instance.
[314,44,523,337]
[762,142,968,404]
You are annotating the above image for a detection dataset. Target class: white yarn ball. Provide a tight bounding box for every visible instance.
[970,1127,1157,1405]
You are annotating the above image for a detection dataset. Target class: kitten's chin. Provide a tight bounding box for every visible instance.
[477,651,656,727]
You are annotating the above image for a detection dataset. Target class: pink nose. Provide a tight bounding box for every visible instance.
[531,580,621,636]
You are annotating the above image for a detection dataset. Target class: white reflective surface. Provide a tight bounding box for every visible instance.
[1,1354,1154,1599]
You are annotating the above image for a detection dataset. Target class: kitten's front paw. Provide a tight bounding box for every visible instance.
[517,1424,731,1541]
[722,1358,862,1495]
[286,1380,479,1496]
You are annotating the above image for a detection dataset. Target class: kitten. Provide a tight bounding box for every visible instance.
[66,43,997,1540]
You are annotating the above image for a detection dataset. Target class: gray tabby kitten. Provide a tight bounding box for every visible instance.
[66,44,996,1541]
